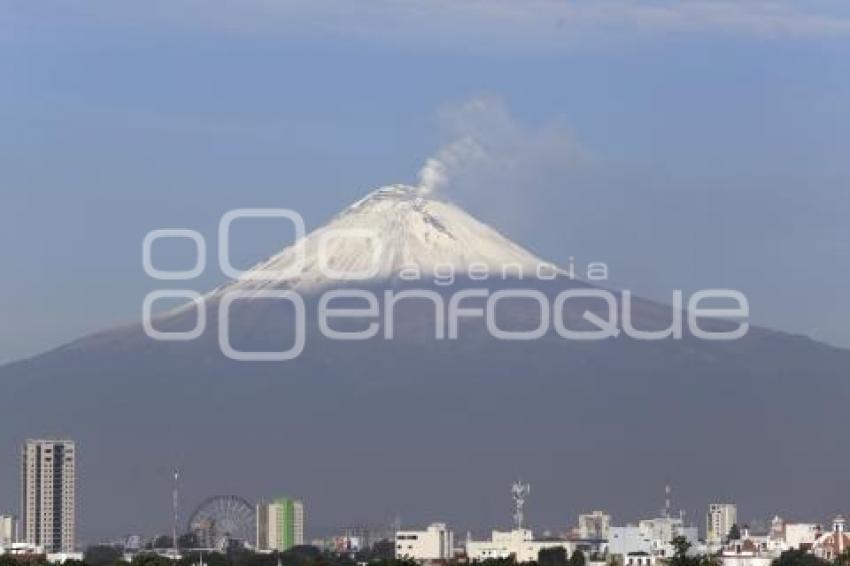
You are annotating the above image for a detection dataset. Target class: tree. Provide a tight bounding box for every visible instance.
[670,535,693,565]
[176,533,198,550]
[283,545,322,563]
[151,536,173,550]
[669,536,719,566]
[539,547,568,566]
[727,525,741,542]
[131,553,174,566]
[85,545,125,566]
[0,558,50,566]
[228,548,275,566]
[369,539,396,561]
[177,552,226,566]
[773,549,831,566]
[835,549,850,566]
[367,559,418,566]
[570,549,586,566]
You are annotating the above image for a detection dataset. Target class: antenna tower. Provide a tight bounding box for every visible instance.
[511,480,531,530]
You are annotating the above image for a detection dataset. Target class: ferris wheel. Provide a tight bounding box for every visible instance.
[188,495,256,549]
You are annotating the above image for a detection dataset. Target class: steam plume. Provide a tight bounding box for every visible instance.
[416,136,486,195]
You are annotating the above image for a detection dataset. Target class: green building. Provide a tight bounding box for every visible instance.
[256,497,304,551]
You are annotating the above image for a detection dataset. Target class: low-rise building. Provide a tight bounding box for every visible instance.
[719,549,772,566]
[466,528,580,563]
[395,523,454,561]
[624,551,656,566]
[0,542,44,556]
[609,516,699,562]
[609,526,652,557]
[812,516,850,560]
[639,517,698,558]
[578,512,611,541]
[716,521,817,566]
[719,527,773,566]
[783,521,821,550]
[0,515,17,547]
[46,552,85,564]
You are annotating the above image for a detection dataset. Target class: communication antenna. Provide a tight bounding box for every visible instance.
[665,482,671,519]
[172,468,180,557]
[512,480,531,530]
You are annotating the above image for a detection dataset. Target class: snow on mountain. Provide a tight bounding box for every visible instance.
[213,184,555,295]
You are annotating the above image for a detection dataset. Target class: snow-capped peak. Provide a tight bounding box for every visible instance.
[218,184,554,293]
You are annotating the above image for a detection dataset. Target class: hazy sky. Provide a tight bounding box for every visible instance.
[2,1,850,364]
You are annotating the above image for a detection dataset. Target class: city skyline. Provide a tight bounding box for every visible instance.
[1,440,845,548]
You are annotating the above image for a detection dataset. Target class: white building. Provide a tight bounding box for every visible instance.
[0,541,83,563]
[395,523,454,561]
[707,504,737,545]
[0,515,17,546]
[609,526,652,557]
[0,542,44,556]
[719,526,774,566]
[578,512,611,540]
[719,550,772,566]
[609,517,698,561]
[784,522,821,550]
[624,551,657,566]
[466,528,577,563]
[22,440,76,553]
[0,545,83,565]
[761,516,820,554]
[812,516,850,560]
[639,517,698,558]
[47,552,85,564]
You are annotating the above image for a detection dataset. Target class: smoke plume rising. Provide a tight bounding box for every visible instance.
[413,96,589,233]
[416,136,486,195]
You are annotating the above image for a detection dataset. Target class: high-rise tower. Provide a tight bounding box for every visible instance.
[21,439,76,552]
[256,497,304,551]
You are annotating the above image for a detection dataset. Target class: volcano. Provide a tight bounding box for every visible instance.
[1,185,848,541]
[215,184,550,292]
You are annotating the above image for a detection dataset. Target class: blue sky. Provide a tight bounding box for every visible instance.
[1,1,850,363]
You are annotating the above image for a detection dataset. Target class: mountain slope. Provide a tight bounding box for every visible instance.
[1,186,848,541]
